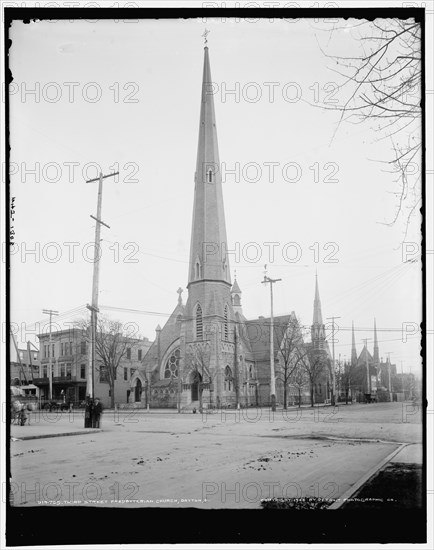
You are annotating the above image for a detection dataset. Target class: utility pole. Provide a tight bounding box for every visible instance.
[401,360,404,395]
[85,171,117,402]
[27,341,34,382]
[386,352,393,395]
[42,309,59,400]
[362,338,371,400]
[326,316,340,406]
[262,267,282,412]
[10,327,27,385]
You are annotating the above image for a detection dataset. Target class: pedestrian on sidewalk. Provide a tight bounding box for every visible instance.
[20,403,29,426]
[84,396,93,428]
[93,397,103,428]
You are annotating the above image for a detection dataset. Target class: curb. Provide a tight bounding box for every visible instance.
[11,429,102,441]
[327,442,409,510]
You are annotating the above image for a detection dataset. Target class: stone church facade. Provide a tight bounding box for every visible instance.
[129,45,331,410]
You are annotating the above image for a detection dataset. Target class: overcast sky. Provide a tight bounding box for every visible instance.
[7,16,423,374]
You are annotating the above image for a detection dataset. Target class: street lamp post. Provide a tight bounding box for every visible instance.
[262,269,282,412]
[326,316,340,407]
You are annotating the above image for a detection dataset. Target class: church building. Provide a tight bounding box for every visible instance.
[129,44,330,410]
[348,319,398,401]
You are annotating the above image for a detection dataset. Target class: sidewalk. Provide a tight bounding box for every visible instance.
[329,442,423,509]
[11,420,101,440]
[109,402,336,414]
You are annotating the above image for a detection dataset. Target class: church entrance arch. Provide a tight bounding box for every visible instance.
[190,371,202,401]
[135,379,142,402]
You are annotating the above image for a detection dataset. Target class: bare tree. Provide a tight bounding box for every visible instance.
[77,316,140,408]
[299,345,327,408]
[289,363,308,408]
[340,361,354,405]
[317,18,422,238]
[274,316,307,409]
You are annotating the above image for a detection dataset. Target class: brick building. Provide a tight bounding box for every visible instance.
[34,328,152,408]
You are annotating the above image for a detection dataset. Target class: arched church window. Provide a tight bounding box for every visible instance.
[233,294,240,306]
[208,169,213,183]
[224,365,233,391]
[196,262,201,279]
[224,305,229,340]
[164,348,180,379]
[196,304,203,340]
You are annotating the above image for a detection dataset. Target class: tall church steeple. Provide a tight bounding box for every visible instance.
[311,273,326,349]
[373,318,379,365]
[351,321,357,366]
[188,45,230,288]
[183,43,235,405]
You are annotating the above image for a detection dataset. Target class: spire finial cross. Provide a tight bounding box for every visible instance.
[177,287,183,305]
[202,28,210,45]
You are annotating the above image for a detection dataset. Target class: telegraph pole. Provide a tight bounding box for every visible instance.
[262,267,281,412]
[326,316,340,406]
[85,171,117,402]
[42,309,59,400]
[10,327,27,384]
[386,352,393,395]
[362,338,371,400]
[401,360,405,395]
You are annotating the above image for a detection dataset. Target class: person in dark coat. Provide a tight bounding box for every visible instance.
[93,398,103,428]
[84,396,93,428]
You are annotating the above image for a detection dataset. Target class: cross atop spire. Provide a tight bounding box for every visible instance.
[202,28,210,46]
[177,287,183,305]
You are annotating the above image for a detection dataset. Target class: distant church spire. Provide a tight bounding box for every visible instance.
[187,44,231,288]
[313,272,323,325]
[351,321,357,365]
[311,273,325,349]
[373,318,379,365]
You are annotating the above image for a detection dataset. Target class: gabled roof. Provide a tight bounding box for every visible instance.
[141,301,184,368]
[357,345,374,366]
